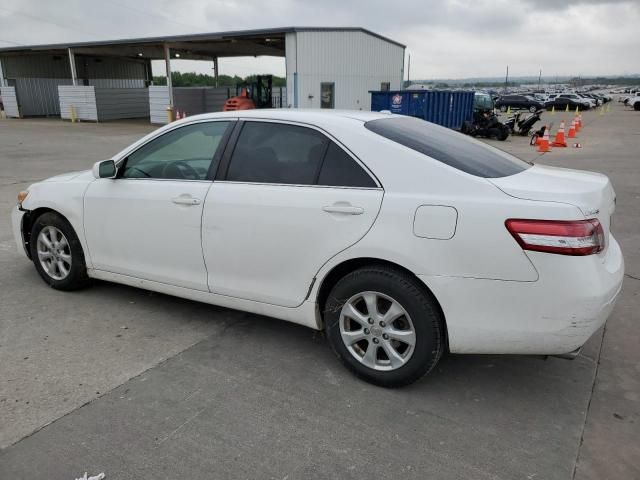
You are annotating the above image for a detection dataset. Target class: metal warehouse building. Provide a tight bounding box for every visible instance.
[0,27,405,123]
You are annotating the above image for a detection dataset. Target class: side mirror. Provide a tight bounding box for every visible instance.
[92,159,117,179]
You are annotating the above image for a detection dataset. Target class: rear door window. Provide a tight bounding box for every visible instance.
[226,122,327,185]
[364,116,530,178]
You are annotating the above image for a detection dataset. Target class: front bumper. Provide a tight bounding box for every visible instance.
[11,206,29,258]
[420,235,624,355]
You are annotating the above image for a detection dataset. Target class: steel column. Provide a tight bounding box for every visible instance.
[67,48,78,86]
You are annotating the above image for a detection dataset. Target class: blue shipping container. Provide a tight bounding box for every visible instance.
[370,90,475,130]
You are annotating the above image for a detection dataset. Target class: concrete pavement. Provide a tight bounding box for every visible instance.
[0,105,638,479]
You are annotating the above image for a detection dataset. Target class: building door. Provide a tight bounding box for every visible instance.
[321,82,335,109]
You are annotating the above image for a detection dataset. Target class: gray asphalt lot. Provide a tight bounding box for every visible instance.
[0,104,638,479]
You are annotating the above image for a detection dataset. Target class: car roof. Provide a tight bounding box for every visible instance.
[179,109,391,125]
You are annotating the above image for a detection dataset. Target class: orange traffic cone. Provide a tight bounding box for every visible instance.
[537,125,552,153]
[567,119,577,138]
[552,121,567,147]
[575,114,581,132]
[578,113,583,129]
[175,110,181,120]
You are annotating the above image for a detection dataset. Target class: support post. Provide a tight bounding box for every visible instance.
[0,58,6,87]
[68,48,78,86]
[164,44,174,106]
[213,57,219,87]
[164,44,174,121]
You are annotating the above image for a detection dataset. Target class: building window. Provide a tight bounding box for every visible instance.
[381,82,391,91]
[321,82,335,109]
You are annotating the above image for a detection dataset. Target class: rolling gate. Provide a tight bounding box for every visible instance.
[370,90,475,130]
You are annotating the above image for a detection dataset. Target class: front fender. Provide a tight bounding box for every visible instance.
[20,177,94,268]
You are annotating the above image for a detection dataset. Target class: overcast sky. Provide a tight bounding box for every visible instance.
[0,0,638,79]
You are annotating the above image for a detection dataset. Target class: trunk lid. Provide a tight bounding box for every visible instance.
[489,164,616,240]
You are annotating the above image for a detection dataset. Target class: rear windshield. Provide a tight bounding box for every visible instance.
[364,116,531,178]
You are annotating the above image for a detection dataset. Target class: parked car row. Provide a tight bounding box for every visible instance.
[494,91,611,112]
[621,92,640,111]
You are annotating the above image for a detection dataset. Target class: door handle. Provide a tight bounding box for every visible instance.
[172,195,201,206]
[322,204,364,215]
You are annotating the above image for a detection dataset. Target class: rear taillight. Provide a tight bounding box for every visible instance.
[505,219,605,256]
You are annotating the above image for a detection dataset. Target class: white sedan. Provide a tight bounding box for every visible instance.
[11,110,624,387]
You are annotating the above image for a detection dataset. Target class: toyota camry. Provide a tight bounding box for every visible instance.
[11,110,624,387]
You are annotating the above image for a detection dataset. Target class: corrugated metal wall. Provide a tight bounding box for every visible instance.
[150,86,234,125]
[2,54,148,116]
[285,31,404,110]
[94,88,149,121]
[89,79,146,88]
[1,86,20,117]
[2,54,146,81]
[204,88,231,112]
[2,54,71,78]
[58,85,98,121]
[14,78,73,116]
[149,86,170,124]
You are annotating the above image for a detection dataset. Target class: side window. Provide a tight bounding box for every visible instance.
[226,122,327,185]
[318,142,376,188]
[122,121,230,180]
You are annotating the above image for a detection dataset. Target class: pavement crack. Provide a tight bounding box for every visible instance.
[624,273,640,281]
[572,325,607,479]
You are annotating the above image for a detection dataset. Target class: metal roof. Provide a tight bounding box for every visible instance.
[0,27,405,59]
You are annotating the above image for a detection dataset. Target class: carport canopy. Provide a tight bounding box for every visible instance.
[0,27,297,95]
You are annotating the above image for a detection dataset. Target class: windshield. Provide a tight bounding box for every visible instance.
[364,116,531,178]
[474,93,494,110]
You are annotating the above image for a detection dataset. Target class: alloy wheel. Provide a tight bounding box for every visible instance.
[37,226,72,280]
[339,291,416,371]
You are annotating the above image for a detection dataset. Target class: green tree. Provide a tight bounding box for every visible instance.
[152,72,286,87]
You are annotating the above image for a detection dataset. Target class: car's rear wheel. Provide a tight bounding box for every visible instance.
[324,266,444,387]
[529,105,537,113]
[30,212,90,290]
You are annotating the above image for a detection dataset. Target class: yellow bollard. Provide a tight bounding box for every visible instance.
[166,106,174,123]
[506,106,511,115]
[600,105,605,116]
[551,105,555,115]
[565,104,569,112]
[606,103,611,113]
[575,105,579,115]
[70,104,77,123]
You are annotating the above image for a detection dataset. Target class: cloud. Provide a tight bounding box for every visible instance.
[0,0,638,78]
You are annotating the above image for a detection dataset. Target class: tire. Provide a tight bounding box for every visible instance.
[499,105,507,112]
[29,212,90,290]
[529,105,537,113]
[498,126,509,141]
[324,266,444,387]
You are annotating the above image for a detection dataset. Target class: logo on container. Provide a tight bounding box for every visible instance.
[392,94,402,106]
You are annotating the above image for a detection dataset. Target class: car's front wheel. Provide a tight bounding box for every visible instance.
[499,105,507,112]
[324,266,444,387]
[529,105,537,113]
[30,212,90,290]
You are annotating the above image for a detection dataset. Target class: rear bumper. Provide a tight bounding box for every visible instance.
[11,206,29,258]
[421,235,624,355]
